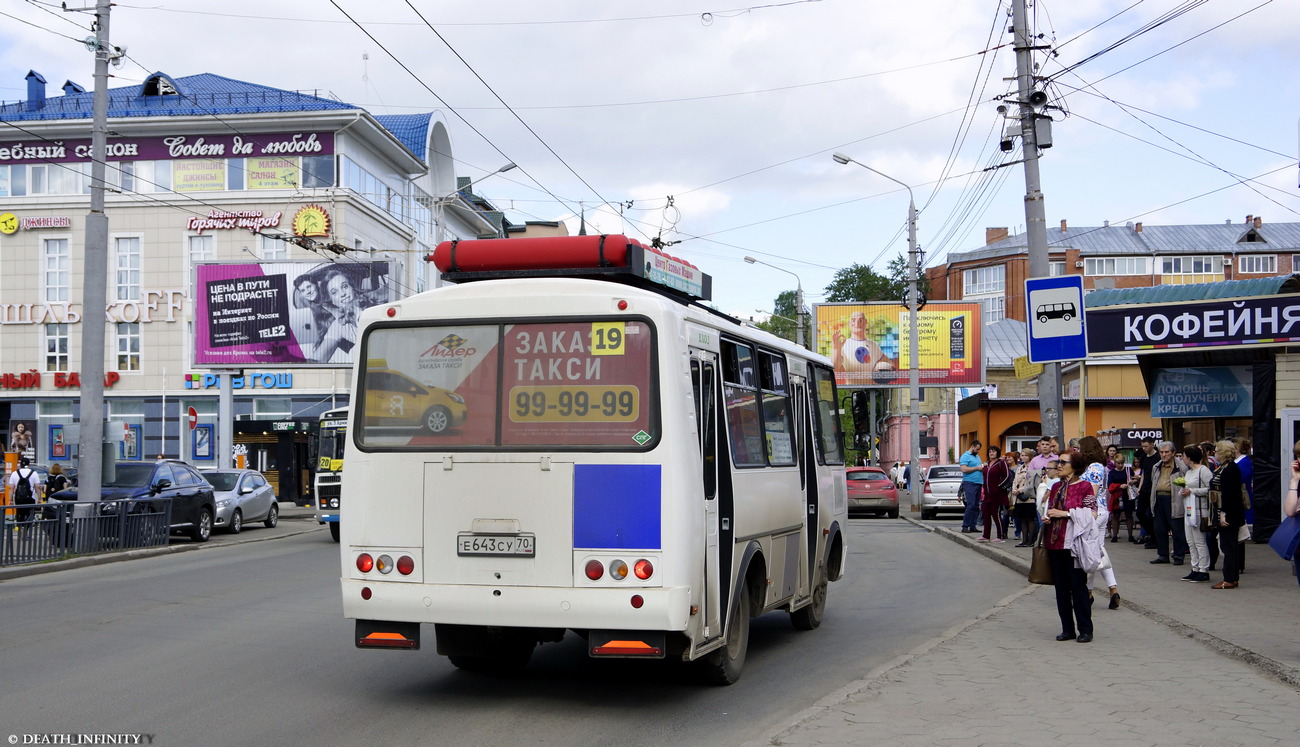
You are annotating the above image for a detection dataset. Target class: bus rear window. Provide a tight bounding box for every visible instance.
[356,320,657,450]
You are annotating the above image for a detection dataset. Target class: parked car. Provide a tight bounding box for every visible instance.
[203,468,279,533]
[45,460,217,542]
[920,464,967,520]
[846,466,899,518]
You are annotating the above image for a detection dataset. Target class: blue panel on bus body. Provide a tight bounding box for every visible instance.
[573,464,661,550]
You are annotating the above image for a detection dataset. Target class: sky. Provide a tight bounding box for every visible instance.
[2,0,1298,322]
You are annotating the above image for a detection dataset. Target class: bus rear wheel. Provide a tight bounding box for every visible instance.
[791,564,828,630]
[701,589,750,685]
[329,522,340,542]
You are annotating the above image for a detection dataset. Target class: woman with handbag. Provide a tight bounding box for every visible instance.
[1012,448,1039,547]
[1043,451,1097,642]
[1179,445,1214,583]
[1210,441,1245,589]
[1107,452,1136,543]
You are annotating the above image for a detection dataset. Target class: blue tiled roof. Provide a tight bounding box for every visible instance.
[373,113,432,161]
[1085,274,1300,308]
[0,72,359,121]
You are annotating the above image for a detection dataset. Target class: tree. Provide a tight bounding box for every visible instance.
[824,262,902,303]
[755,289,800,344]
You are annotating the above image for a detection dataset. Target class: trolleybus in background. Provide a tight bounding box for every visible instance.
[314,407,348,542]
[341,234,848,684]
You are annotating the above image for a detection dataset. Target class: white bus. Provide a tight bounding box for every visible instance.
[314,407,348,542]
[341,235,848,684]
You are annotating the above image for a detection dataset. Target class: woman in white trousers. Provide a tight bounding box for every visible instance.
[1179,444,1214,583]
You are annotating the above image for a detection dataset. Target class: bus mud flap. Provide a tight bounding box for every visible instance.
[588,631,666,658]
[356,619,420,650]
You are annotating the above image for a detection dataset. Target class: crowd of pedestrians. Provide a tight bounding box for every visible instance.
[946,433,1278,642]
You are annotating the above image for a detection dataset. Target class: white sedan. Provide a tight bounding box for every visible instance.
[204,469,279,533]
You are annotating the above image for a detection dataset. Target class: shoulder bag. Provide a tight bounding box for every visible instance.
[1267,515,1300,561]
[1027,532,1053,585]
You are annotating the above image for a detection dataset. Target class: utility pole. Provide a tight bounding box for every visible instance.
[1011,0,1064,443]
[76,0,113,504]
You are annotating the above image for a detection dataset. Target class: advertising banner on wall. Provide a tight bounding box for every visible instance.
[1150,366,1253,418]
[1085,293,1300,355]
[194,261,392,367]
[814,302,984,388]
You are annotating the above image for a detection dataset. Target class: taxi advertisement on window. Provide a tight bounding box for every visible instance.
[357,320,657,450]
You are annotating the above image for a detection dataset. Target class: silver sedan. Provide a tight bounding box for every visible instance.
[203,469,279,534]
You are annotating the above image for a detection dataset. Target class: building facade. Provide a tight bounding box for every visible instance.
[0,70,502,499]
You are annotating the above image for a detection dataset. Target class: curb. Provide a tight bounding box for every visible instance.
[0,517,324,582]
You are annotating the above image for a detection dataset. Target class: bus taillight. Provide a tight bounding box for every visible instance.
[634,559,654,580]
[397,555,415,575]
[376,555,394,574]
[356,553,374,573]
[608,560,629,581]
[584,559,604,580]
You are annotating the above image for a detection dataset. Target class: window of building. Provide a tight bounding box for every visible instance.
[44,323,69,372]
[260,233,287,260]
[117,322,141,371]
[981,295,1005,324]
[1161,255,1219,275]
[253,398,292,419]
[28,162,88,195]
[6,163,26,196]
[114,237,142,301]
[302,155,335,188]
[227,158,245,191]
[1048,261,1067,276]
[188,234,214,263]
[116,161,136,193]
[963,265,1004,296]
[1238,255,1276,274]
[43,238,70,303]
[1084,256,1149,276]
[0,164,10,197]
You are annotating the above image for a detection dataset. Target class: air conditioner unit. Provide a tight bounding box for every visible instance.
[1075,261,1084,268]
[1223,258,1233,266]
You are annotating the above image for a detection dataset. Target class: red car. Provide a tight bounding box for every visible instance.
[847,466,900,518]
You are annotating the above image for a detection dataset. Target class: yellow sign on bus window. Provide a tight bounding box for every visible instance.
[590,322,625,356]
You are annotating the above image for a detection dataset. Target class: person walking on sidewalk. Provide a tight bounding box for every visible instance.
[1044,451,1097,642]
[1210,440,1245,589]
[979,445,1010,542]
[1179,444,1214,583]
[959,441,984,534]
[1146,442,1188,566]
[1285,442,1300,589]
[1107,452,1137,543]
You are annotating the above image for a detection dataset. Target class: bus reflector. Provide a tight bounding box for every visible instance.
[630,595,644,609]
[356,553,374,573]
[584,559,604,580]
[358,632,417,649]
[592,640,661,656]
[361,587,372,600]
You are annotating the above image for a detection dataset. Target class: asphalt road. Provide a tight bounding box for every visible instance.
[0,519,1024,746]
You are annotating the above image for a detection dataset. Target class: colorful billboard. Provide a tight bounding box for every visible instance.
[194,261,393,367]
[814,302,984,388]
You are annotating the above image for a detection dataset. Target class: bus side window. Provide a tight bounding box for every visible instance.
[810,364,845,465]
[721,340,764,467]
[691,358,718,499]
[759,352,795,466]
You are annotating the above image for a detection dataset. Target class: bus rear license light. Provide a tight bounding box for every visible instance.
[630,595,644,609]
[357,553,374,573]
[377,554,394,574]
[584,559,604,580]
[608,560,628,580]
[397,555,415,575]
[633,559,653,580]
[361,586,372,600]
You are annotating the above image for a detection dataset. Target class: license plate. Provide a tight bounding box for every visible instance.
[457,533,535,557]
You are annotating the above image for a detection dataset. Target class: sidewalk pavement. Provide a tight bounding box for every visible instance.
[0,502,324,581]
[753,517,1300,746]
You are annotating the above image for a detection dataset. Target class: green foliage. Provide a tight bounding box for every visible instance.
[824,254,929,304]
[755,289,804,347]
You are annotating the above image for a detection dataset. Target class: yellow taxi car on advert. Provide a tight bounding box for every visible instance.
[363,361,468,434]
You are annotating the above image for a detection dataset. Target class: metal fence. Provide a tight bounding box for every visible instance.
[0,499,173,567]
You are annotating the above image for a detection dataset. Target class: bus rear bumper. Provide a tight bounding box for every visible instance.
[341,579,692,631]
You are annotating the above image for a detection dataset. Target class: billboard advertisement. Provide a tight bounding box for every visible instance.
[814,302,984,388]
[194,261,393,367]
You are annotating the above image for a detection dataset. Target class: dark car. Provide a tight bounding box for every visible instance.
[45,460,217,542]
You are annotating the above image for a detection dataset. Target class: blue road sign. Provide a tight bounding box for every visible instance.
[1025,275,1087,363]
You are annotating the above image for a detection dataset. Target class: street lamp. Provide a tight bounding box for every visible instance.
[832,152,921,507]
[743,256,806,348]
[433,162,517,285]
